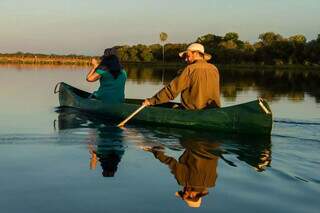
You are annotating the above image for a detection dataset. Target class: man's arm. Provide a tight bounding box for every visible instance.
[146,67,190,105]
[152,150,178,170]
[151,150,190,184]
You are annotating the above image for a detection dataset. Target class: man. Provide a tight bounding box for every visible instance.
[143,43,221,109]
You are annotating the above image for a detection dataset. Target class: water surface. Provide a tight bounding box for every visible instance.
[0,65,319,212]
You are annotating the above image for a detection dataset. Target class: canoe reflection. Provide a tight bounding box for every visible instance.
[140,127,272,172]
[55,108,125,177]
[140,129,271,208]
[55,108,272,177]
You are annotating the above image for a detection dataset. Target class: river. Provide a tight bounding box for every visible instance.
[0,64,319,213]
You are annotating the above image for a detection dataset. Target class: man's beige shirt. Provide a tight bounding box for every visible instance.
[148,60,221,109]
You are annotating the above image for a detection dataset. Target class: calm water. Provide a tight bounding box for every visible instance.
[0,65,319,213]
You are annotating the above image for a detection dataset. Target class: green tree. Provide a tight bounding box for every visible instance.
[196,34,223,62]
[128,47,139,62]
[137,45,154,62]
[149,44,162,61]
[241,42,255,62]
[305,35,320,64]
[196,34,223,50]
[116,46,130,61]
[218,40,238,49]
[224,32,239,41]
[288,35,307,63]
[289,34,307,43]
[163,43,187,61]
[259,32,283,46]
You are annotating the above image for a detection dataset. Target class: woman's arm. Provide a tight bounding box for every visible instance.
[86,58,101,82]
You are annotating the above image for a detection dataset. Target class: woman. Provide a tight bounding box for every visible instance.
[86,48,127,103]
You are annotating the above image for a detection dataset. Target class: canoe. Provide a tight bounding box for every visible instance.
[55,82,273,135]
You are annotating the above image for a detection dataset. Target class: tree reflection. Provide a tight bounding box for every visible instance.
[221,68,320,102]
[123,65,320,102]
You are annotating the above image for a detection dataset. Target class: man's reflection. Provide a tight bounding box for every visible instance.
[140,127,272,208]
[143,139,219,208]
[141,126,272,173]
[56,109,125,177]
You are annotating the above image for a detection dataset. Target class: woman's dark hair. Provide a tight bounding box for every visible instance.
[96,54,123,79]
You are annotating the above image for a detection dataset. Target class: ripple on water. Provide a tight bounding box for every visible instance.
[273,118,320,142]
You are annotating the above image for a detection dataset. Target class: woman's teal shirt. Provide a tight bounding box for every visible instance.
[93,69,127,103]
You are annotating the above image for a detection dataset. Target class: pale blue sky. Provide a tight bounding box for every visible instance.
[0,0,319,55]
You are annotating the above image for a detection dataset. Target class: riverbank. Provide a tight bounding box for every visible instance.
[0,55,93,66]
[1,55,320,71]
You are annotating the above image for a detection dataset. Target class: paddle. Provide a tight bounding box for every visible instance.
[117,105,146,127]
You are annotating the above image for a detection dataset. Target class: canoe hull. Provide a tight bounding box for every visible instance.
[56,82,273,135]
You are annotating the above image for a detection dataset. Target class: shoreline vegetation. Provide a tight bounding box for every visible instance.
[0,55,319,72]
[1,31,319,70]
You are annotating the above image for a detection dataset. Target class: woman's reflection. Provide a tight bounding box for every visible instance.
[87,131,125,177]
[56,109,125,177]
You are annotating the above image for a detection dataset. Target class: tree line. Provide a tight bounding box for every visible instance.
[116,32,320,65]
[1,32,319,65]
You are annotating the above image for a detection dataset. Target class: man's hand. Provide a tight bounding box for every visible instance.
[142,99,152,107]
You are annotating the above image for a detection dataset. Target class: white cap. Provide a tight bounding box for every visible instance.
[175,191,202,208]
[179,43,212,60]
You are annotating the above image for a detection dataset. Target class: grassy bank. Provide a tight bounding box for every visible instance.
[0,55,93,66]
[1,55,320,71]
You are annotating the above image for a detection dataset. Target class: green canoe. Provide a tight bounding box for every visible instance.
[55,82,273,135]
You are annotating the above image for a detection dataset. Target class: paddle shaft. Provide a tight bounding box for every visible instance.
[117,105,146,127]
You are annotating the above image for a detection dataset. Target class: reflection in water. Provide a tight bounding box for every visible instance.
[124,65,320,102]
[139,127,272,208]
[88,132,125,177]
[140,127,272,173]
[220,68,320,103]
[56,109,125,177]
[225,139,271,172]
[143,140,219,208]
[55,108,272,173]
[55,108,272,207]
[125,65,179,84]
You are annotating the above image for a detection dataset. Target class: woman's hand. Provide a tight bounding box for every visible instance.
[86,59,101,82]
[91,58,99,67]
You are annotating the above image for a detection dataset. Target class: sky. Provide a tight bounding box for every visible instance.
[0,0,319,55]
